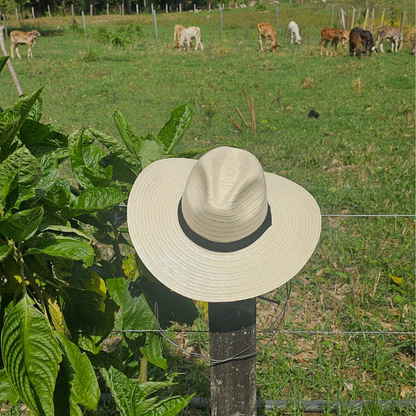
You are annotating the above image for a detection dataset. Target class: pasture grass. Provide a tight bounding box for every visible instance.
[1,3,415,415]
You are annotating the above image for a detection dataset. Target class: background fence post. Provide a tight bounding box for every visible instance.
[32,7,35,19]
[2,15,8,41]
[275,7,278,33]
[82,11,86,36]
[363,8,369,30]
[209,298,257,416]
[71,4,74,17]
[370,8,375,33]
[153,10,158,37]
[330,4,334,28]
[350,7,355,29]
[136,4,139,14]
[166,4,168,13]
[179,3,181,13]
[47,5,51,17]
[90,4,93,15]
[220,6,223,34]
[380,8,385,27]
[400,11,406,50]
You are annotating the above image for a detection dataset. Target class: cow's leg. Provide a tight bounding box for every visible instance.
[259,34,263,51]
[15,46,22,59]
[28,46,33,58]
[10,44,15,59]
[320,39,324,56]
[333,41,338,57]
[291,31,294,44]
[325,40,330,56]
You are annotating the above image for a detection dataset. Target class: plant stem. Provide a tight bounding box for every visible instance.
[139,356,148,384]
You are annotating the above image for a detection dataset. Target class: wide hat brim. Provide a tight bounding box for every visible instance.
[127,157,321,302]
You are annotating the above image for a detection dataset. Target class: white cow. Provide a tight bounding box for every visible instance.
[177,26,203,51]
[288,21,302,45]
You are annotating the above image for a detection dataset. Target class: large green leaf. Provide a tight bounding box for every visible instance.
[1,294,62,416]
[123,280,167,370]
[0,369,19,404]
[0,206,43,242]
[54,332,100,410]
[106,277,126,307]
[69,187,126,217]
[113,110,140,157]
[0,145,42,189]
[25,236,94,266]
[0,88,43,156]
[0,244,12,262]
[89,128,142,175]
[70,131,113,189]
[42,179,71,211]
[20,119,68,155]
[137,139,164,170]
[157,104,192,154]
[35,153,61,197]
[60,287,108,335]
[142,395,194,416]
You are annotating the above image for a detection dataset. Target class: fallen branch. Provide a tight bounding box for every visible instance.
[235,107,249,128]
[0,24,23,96]
[227,114,244,133]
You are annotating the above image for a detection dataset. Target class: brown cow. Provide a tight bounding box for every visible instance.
[349,28,365,59]
[10,29,41,59]
[257,23,280,52]
[320,27,343,57]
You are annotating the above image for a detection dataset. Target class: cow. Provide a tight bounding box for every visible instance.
[375,26,403,53]
[10,29,41,59]
[257,22,280,52]
[176,26,203,51]
[173,24,185,44]
[349,28,364,58]
[288,21,302,45]
[320,27,343,57]
[340,29,351,54]
[356,28,377,55]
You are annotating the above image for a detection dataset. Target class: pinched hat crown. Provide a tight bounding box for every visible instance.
[181,147,269,244]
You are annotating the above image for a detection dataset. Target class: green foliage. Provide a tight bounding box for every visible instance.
[91,24,144,48]
[0,57,205,415]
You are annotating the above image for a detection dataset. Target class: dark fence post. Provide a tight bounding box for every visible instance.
[209,298,257,416]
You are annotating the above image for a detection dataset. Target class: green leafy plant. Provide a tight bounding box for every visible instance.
[0,56,206,415]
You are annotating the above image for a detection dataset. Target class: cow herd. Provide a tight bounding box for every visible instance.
[173,20,411,59]
[7,19,413,59]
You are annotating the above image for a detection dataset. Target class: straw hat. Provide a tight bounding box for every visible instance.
[127,146,321,302]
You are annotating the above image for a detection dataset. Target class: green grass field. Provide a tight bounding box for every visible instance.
[1,3,415,415]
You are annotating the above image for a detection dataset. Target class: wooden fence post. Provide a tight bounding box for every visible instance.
[153,10,158,37]
[179,3,181,13]
[2,15,8,41]
[166,4,168,13]
[32,7,35,19]
[400,11,407,50]
[363,8,369,30]
[330,4,334,28]
[47,5,51,16]
[380,8,385,27]
[275,7,278,33]
[0,25,23,96]
[370,8,375,33]
[209,298,257,416]
[220,6,223,34]
[350,7,355,28]
[71,4,74,17]
[90,4,93,15]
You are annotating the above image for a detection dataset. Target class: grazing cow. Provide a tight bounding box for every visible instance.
[173,24,185,43]
[350,27,378,55]
[257,22,280,52]
[340,29,351,54]
[288,21,302,45]
[320,27,343,57]
[375,26,403,53]
[10,29,41,59]
[176,26,203,51]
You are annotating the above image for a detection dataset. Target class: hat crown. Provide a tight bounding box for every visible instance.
[182,147,268,243]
